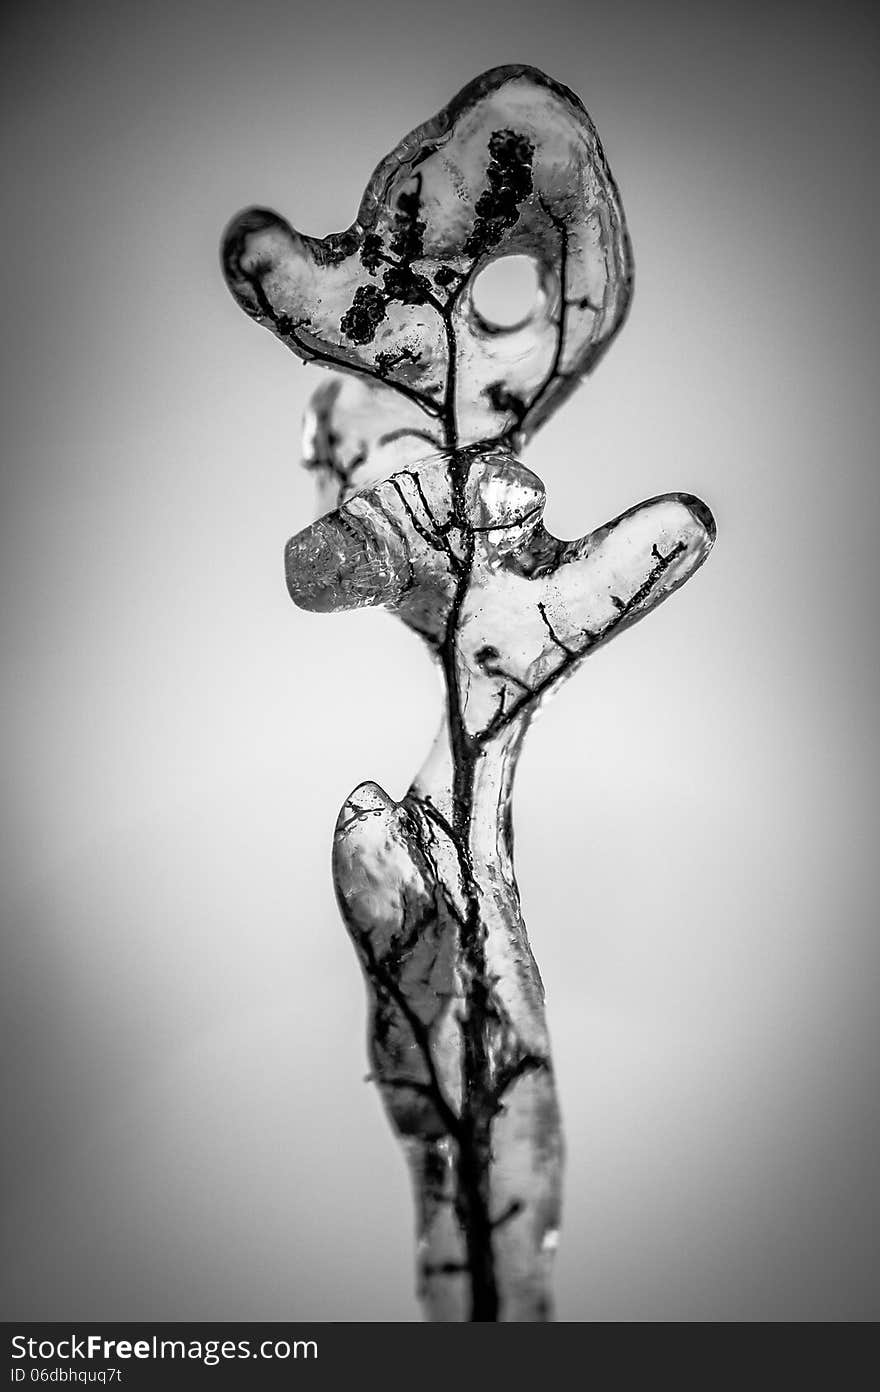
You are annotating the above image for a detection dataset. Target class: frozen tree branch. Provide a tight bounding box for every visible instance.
[222,64,714,1321]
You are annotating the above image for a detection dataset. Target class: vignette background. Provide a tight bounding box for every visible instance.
[2,0,878,1320]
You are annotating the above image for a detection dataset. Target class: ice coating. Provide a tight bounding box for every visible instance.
[222,64,714,1321]
[222,64,632,458]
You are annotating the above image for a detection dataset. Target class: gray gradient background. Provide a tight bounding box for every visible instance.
[2,0,878,1321]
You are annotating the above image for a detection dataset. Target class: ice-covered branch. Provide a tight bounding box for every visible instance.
[222,64,714,1321]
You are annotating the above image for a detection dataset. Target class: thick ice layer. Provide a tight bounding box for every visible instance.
[222,64,715,1321]
[222,65,632,461]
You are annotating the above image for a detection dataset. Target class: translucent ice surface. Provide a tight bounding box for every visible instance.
[222,64,714,1321]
